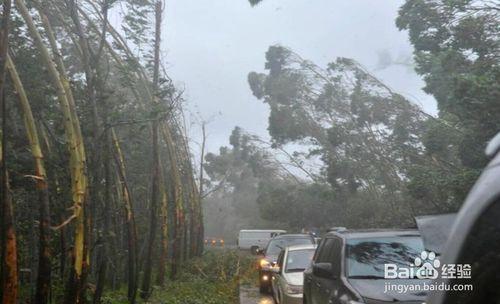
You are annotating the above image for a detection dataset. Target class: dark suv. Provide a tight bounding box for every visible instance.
[259,234,316,293]
[303,229,428,304]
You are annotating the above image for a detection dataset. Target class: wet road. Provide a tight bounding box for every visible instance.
[240,285,274,304]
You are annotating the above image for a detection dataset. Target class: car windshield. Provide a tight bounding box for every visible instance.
[266,238,313,256]
[285,249,315,273]
[346,236,424,279]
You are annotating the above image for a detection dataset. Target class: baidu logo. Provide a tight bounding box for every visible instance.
[383,251,473,294]
[385,250,441,279]
[412,251,440,279]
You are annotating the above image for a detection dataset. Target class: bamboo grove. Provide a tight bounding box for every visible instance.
[0,0,204,303]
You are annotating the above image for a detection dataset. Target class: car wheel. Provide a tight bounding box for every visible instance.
[271,288,278,303]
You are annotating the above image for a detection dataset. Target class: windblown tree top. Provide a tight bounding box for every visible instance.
[248,45,435,192]
[397,0,500,168]
[248,0,264,6]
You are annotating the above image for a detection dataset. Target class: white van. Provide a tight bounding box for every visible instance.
[237,229,286,253]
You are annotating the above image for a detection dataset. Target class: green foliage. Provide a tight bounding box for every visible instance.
[122,0,154,47]
[395,0,500,216]
[250,46,434,194]
[406,165,480,214]
[247,72,266,99]
[256,179,420,229]
[102,250,252,304]
[244,44,482,230]
[257,183,342,229]
[203,127,287,241]
[242,1,498,233]
[397,0,500,169]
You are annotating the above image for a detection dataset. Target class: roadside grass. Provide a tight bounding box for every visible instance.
[102,249,258,304]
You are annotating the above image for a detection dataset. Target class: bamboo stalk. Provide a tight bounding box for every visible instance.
[156,150,169,286]
[6,54,52,304]
[0,1,18,303]
[111,128,138,304]
[161,124,185,278]
[74,0,193,280]
[14,1,88,302]
[140,1,163,299]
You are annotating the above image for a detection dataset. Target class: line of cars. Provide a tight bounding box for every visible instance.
[257,234,316,294]
[241,229,427,304]
[237,133,500,303]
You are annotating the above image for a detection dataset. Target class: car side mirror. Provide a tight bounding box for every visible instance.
[251,247,263,255]
[312,262,336,279]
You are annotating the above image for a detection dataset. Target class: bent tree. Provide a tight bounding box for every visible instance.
[6,55,51,304]
[15,1,89,302]
[1,1,19,304]
[140,0,163,300]
[3,0,204,303]
[247,45,464,228]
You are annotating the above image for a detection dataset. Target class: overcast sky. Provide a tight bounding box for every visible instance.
[162,0,437,155]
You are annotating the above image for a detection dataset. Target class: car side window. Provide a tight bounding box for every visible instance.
[312,238,324,262]
[277,250,285,269]
[329,238,342,276]
[316,238,335,263]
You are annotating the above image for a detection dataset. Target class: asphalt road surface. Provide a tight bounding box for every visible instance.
[240,285,274,304]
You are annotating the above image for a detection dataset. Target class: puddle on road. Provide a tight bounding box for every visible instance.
[257,297,274,304]
[239,285,274,304]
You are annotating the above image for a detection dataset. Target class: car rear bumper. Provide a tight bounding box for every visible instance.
[259,270,272,286]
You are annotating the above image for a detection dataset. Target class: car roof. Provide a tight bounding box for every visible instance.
[239,229,286,233]
[273,233,314,239]
[286,244,317,251]
[326,229,420,239]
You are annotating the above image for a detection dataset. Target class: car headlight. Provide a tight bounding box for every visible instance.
[260,259,271,268]
[285,283,303,295]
